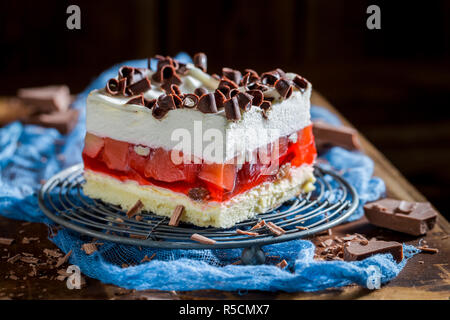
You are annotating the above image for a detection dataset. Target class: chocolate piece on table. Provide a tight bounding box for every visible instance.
[364,198,437,236]
[344,240,403,263]
[17,85,71,113]
[312,121,361,150]
[224,97,241,121]
[24,109,79,134]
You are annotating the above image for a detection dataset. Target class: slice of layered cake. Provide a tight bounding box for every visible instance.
[82,53,316,228]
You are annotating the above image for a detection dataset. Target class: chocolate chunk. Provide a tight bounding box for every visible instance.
[236,92,253,111]
[23,109,79,134]
[197,93,218,113]
[157,94,177,110]
[224,97,241,121]
[106,79,120,95]
[364,198,437,236]
[313,121,361,150]
[193,52,207,72]
[246,89,264,106]
[261,71,280,86]
[190,233,216,245]
[293,75,308,91]
[126,95,146,106]
[214,90,226,109]
[222,67,242,84]
[127,77,151,95]
[344,240,403,263]
[194,87,208,97]
[188,187,210,201]
[169,205,185,227]
[17,85,71,112]
[182,94,199,108]
[275,78,293,99]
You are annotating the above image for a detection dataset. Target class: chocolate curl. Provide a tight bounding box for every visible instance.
[248,82,269,92]
[182,94,199,108]
[224,97,241,121]
[236,92,253,111]
[145,99,157,109]
[261,71,280,86]
[197,93,218,113]
[275,78,293,99]
[106,78,120,95]
[173,94,183,108]
[240,72,251,88]
[126,94,145,106]
[244,69,260,82]
[246,89,264,106]
[293,75,308,91]
[194,87,208,97]
[157,94,177,110]
[229,88,240,98]
[219,77,238,90]
[217,84,231,99]
[152,106,169,120]
[214,89,226,109]
[193,52,207,72]
[177,62,189,76]
[118,66,135,81]
[160,65,182,92]
[118,78,127,95]
[222,67,242,84]
[127,77,152,95]
[260,100,272,119]
[170,84,182,96]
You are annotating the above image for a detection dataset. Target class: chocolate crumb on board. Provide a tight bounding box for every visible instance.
[55,250,72,268]
[275,259,288,269]
[0,237,14,246]
[236,229,259,236]
[81,243,98,255]
[251,220,266,230]
[190,233,216,245]
[169,205,185,227]
[295,226,308,231]
[417,246,439,254]
[140,253,156,263]
[266,222,286,236]
[126,199,144,218]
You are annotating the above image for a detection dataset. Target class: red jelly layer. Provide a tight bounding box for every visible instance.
[82,125,316,202]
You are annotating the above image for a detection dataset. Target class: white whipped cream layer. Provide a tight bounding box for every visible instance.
[86,78,312,163]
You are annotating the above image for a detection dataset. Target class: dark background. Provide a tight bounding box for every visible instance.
[1,0,449,217]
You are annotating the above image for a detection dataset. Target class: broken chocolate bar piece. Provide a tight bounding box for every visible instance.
[344,240,403,263]
[24,109,79,134]
[364,198,437,236]
[17,85,71,113]
[312,121,361,150]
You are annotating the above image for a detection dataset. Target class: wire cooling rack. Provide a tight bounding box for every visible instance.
[39,163,358,264]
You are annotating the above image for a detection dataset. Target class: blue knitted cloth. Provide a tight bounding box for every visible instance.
[0,54,418,292]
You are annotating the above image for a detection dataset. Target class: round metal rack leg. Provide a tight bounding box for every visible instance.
[241,246,266,265]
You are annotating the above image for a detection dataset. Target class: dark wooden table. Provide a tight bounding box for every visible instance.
[0,92,449,300]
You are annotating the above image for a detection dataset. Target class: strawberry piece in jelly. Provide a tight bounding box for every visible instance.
[144,148,186,182]
[198,163,236,191]
[83,133,104,158]
[103,138,129,171]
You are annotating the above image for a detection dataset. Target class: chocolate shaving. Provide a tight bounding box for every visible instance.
[293,75,308,91]
[182,94,199,108]
[260,100,272,119]
[266,222,286,236]
[140,253,156,263]
[251,220,266,230]
[222,67,242,84]
[248,82,269,92]
[219,77,238,90]
[217,84,231,99]
[106,78,120,95]
[126,200,144,218]
[236,92,253,111]
[55,250,72,268]
[214,90,227,109]
[240,72,251,88]
[157,94,177,110]
[275,259,288,269]
[236,229,259,236]
[81,243,98,255]
[169,205,185,227]
[197,93,218,113]
[275,78,293,99]
[224,97,241,121]
[295,226,309,231]
[190,233,216,245]
[0,237,14,246]
[244,69,260,82]
[193,52,207,72]
[194,87,208,97]
[187,187,210,201]
[246,89,264,106]
[261,71,280,86]
[170,84,182,96]
[418,246,439,254]
[126,94,145,106]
